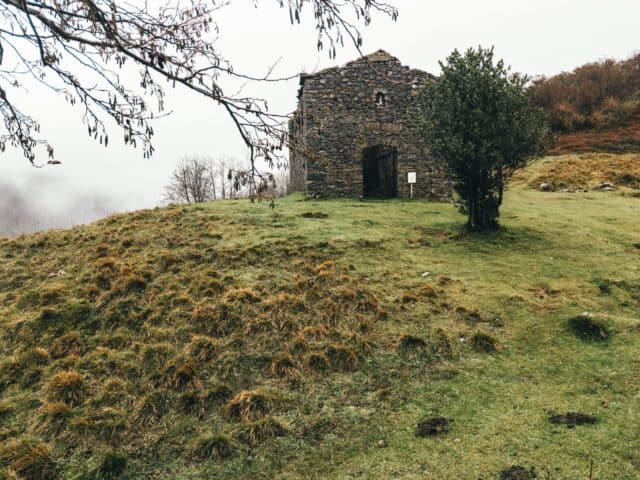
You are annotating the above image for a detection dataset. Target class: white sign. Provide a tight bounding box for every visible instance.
[407,172,417,184]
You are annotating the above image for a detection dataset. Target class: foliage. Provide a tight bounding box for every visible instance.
[532,53,640,132]
[420,47,548,231]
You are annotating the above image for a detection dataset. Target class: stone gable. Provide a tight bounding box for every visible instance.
[289,50,452,200]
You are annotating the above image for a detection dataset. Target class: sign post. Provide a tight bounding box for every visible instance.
[407,172,416,199]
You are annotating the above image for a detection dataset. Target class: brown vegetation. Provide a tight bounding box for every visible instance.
[533,54,640,133]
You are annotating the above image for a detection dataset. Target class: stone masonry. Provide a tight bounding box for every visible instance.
[289,50,451,199]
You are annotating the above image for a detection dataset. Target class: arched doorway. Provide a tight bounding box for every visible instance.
[362,145,397,198]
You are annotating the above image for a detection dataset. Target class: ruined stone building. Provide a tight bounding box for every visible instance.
[289,50,451,199]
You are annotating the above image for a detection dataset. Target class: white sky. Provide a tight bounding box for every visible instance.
[0,0,639,234]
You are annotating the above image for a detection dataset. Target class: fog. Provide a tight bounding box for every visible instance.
[0,0,638,236]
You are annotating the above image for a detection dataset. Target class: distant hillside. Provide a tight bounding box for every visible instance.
[533,53,640,154]
[1,175,639,479]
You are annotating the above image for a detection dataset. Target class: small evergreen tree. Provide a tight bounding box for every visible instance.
[420,47,548,231]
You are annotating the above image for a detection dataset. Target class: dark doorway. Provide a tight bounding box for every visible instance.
[362,145,397,198]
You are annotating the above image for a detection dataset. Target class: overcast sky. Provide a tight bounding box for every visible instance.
[1,0,638,236]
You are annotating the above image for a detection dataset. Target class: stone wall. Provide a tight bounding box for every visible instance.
[289,50,452,200]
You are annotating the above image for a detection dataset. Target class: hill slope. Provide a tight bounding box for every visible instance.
[1,163,639,479]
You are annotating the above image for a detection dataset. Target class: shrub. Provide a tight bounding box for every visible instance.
[191,434,234,460]
[533,53,640,132]
[43,370,87,406]
[0,436,58,480]
[567,315,611,342]
[225,390,273,421]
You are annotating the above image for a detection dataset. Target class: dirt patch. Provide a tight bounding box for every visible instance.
[549,411,597,427]
[415,417,450,437]
[300,212,329,219]
[499,465,537,480]
[567,315,611,342]
[471,332,502,353]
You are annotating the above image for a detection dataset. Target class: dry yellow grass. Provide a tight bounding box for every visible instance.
[517,153,640,190]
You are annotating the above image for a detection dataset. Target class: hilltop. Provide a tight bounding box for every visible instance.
[1,155,639,479]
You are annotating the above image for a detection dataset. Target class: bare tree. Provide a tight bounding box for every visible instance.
[164,156,215,204]
[0,0,398,170]
[271,167,290,197]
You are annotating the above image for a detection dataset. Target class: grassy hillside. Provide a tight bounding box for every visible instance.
[1,157,639,479]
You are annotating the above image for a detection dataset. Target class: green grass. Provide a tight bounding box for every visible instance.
[0,159,638,479]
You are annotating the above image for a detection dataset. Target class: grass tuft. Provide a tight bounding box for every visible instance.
[305,352,330,372]
[132,390,172,426]
[43,370,87,406]
[0,436,57,480]
[325,344,358,371]
[34,402,72,436]
[184,335,219,362]
[236,416,288,446]
[267,353,299,378]
[191,433,234,460]
[226,390,273,422]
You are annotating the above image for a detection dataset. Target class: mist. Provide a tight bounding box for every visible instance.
[0,172,141,238]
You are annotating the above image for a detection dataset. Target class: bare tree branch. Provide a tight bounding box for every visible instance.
[0,0,398,170]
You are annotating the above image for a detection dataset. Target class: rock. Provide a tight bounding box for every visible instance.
[539,182,552,192]
[596,182,615,190]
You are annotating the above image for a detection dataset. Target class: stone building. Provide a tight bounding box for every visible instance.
[289,50,451,199]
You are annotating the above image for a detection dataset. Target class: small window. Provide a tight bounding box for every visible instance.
[376,92,386,106]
